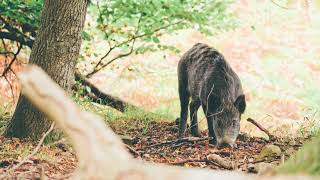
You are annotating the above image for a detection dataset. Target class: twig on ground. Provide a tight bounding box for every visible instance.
[272,142,302,147]
[125,144,140,157]
[247,118,276,141]
[139,137,212,150]
[170,154,233,170]
[171,142,188,148]
[238,157,280,168]
[10,122,55,171]
[170,159,209,165]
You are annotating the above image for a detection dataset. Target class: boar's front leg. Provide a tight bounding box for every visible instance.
[202,103,217,145]
[190,100,201,137]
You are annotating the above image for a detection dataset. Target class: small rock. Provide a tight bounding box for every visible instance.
[255,144,281,161]
[255,162,275,174]
[247,162,275,174]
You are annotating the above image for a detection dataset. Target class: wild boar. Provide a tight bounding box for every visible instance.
[177,43,246,148]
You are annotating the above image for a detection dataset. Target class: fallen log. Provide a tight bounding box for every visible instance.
[75,70,139,112]
[16,65,316,180]
[170,154,233,170]
[207,154,233,170]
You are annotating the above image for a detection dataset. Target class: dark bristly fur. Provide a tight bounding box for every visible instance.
[177,43,246,147]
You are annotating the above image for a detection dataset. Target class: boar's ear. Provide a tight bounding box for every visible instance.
[234,95,246,114]
[208,95,221,110]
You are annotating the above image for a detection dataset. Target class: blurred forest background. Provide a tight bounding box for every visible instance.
[2,0,319,138]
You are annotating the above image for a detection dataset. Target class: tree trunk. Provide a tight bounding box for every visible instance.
[4,0,87,139]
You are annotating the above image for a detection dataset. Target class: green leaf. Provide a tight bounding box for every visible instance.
[81,31,91,41]
[152,36,160,43]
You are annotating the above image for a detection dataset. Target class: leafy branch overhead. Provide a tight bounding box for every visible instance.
[0,0,234,77]
[0,0,42,48]
[87,0,234,76]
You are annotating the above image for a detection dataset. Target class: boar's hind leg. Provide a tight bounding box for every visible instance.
[190,100,201,137]
[202,104,217,145]
[178,88,190,138]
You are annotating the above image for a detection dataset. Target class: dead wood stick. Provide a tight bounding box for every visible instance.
[247,118,276,141]
[125,144,140,157]
[10,122,55,171]
[170,159,210,165]
[170,155,233,170]
[207,154,233,170]
[140,137,212,149]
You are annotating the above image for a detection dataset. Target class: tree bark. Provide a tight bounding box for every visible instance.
[4,0,88,139]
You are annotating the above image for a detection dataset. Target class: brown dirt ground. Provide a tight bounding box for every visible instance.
[0,120,303,179]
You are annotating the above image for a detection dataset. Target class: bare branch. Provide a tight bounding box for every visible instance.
[86,38,137,77]
[0,43,23,77]
[86,15,143,77]
[3,75,15,101]
[86,20,184,77]
[0,43,23,101]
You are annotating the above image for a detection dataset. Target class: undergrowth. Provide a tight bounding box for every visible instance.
[0,105,13,134]
[72,88,169,131]
[277,133,320,175]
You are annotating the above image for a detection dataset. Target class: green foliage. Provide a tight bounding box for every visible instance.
[1,0,234,73]
[93,0,234,54]
[0,0,43,30]
[277,134,320,175]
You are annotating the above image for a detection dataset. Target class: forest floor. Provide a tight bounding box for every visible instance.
[0,119,306,179]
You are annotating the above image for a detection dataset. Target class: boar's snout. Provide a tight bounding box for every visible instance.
[217,137,237,149]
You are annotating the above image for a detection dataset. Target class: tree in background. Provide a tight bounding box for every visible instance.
[3,0,88,139]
